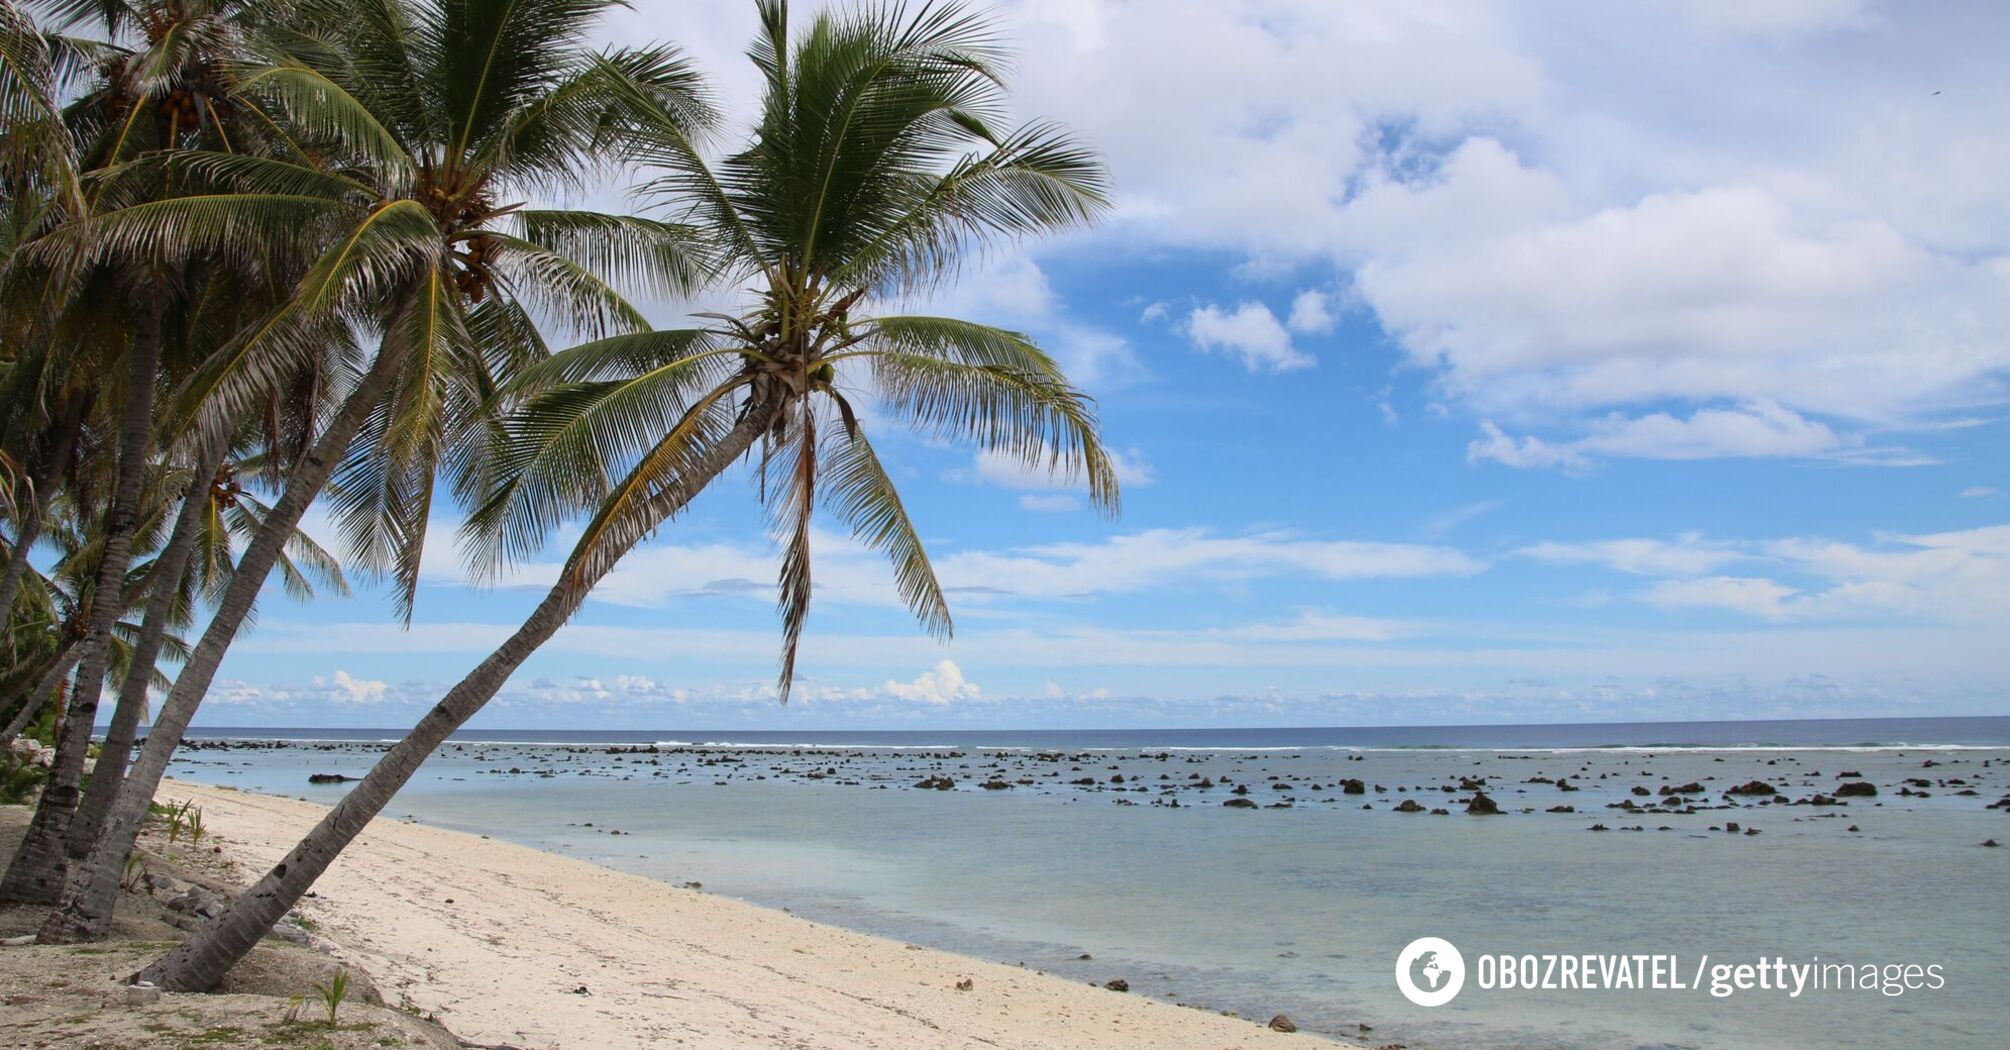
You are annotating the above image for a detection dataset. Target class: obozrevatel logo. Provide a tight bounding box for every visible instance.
[1396,937,1467,1007]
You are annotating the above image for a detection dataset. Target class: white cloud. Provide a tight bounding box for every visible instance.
[1961,486,2000,499]
[955,446,1156,492]
[936,527,1485,600]
[315,670,388,704]
[881,660,981,704]
[1286,289,1335,334]
[1626,524,2010,623]
[1471,400,1922,468]
[1017,493,1082,513]
[1185,302,1315,373]
[1467,421,1586,471]
[1518,535,1744,577]
[1646,576,1800,620]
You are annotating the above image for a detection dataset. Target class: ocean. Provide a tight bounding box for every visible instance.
[159,716,2010,1049]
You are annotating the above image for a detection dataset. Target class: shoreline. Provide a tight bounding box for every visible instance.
[157,779,1350,1049]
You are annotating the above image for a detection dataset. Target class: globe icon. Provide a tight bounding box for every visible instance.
[1410,950,1448,991]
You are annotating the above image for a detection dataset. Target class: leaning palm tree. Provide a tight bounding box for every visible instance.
[135,0,1116,989]
[42,0,712,942]
[0,0,305,905]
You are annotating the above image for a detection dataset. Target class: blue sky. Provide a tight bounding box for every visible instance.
[191,0,2010,729]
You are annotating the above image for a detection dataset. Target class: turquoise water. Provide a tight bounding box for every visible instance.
[160,720,2010,1050]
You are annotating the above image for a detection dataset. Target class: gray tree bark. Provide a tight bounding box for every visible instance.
[67,437,230,858]
[37,341,405,942]
[134,399,776,989]
[2,309,163,905]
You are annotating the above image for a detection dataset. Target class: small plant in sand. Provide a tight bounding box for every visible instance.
[185,806,206,847]
[314,968,350,1025]
[162,800,194,846]
[120,853,146,892]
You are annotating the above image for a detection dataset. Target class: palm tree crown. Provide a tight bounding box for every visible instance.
[474,0,1118,697]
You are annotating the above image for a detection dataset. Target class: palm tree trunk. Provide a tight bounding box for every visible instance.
[133,401,777,989]
[38,340,405,943]
[0,395,86,636]
[1,635,83,745]
[1,308,163,905]
[66,437,229,858]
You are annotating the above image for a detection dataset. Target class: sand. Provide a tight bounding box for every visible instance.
[159,780,1351,1049]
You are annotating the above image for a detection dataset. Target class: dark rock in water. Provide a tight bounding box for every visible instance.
[1725,821,1741,833]
[914,776,955,790]
[1983,839,2000,848]
[1660,782,1705,795]
[1726,781,1777,796]
[1835,781,1877,797]
[1268,1014,1298,1033]
[1078,953,1093,960]
[980,779,1011,790]
[1588,823,1609,831]
[1340,778,1366,795]
[1465,791,1502,815]
[1223,798,1259,809]
[1837,770,1862,778]
[308,773,355,784]
[1547,805,1575,813]
[1103,978,1129,992]
[1393,799,1425,813]
[1847,825,1860,832]
[1631,785,1650,796]
[1458,776,1487,790]
[1232,784,1251,796]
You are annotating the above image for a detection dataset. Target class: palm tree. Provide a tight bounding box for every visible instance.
[135,0,1116,989]
[0,0,309,905]
[65,440,350,857]
[0,486,198,747]
[0,0,89,638]
[41,0,712,942]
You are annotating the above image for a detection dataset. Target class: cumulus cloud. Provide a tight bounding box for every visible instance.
[881,660,981,704]
[315,670,388,704]
[1185,302,1315,373]
[1286,289,1336,334]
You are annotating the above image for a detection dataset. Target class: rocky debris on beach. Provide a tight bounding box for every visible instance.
[1268,1014,1298,1032]
[1103,978,1130,992]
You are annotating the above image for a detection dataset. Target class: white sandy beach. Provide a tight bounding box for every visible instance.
[161,780,1349,1050]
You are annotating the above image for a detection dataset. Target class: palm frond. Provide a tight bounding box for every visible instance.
[818,421,949,640]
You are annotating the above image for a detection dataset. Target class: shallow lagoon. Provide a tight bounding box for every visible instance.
[164,722,2010,1049]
